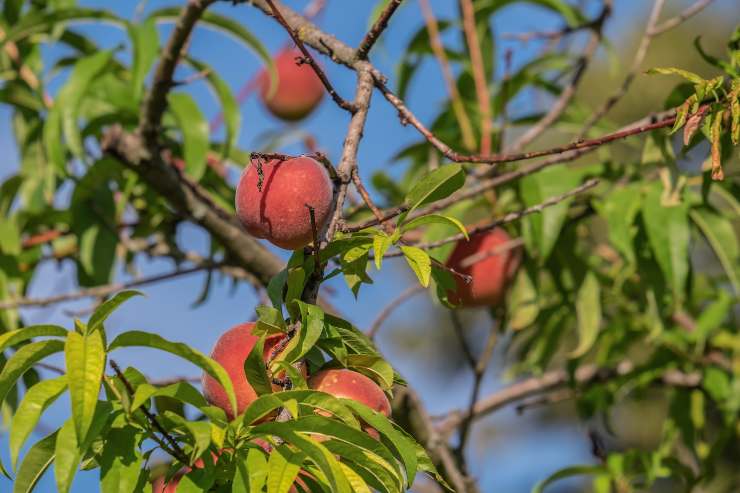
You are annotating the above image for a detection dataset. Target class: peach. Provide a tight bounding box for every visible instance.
[258,48,324,121]
[235,156,333,250]
[202,323,289,419]
[445,227,521,307]
[308,369,391,417]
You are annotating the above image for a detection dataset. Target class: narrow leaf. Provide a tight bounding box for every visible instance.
[65,330,106,442]
[569,272,601,358]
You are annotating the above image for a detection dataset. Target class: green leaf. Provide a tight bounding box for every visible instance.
[250,422,352,493]
[690,208,740,295]
[164,412,212,461]
[404,164,465,216]
[646,67,706,85]
[54,418,81,493]
[255,305,286,334]
[148,8,274,77]
[520,165,580,262]
[187,57,241,160]
[400,214,468,240]
[10,376,67,470]
[569,271,601,358]
[127,18,159,103]
[477,0,586,27]
[642,184,690,304]
[5,9,122,43]
[594,184,642,263]
[233,448,268,493]
[0,340,66,407]
[0,216,21,255]
[507,268,539,330]
[279,301,325,365]
[168,92,210,180]
[65,330,106,442]
[245,336,273,397]
[87,290,143,333]
[341,400,418,486]
[131,381,209,413]
[345,354,395,390]
[109,331,237,417]
[372,234,393,270]
[400,246,432,287]
[267,445,304,493]
[13,431,58,493]
[55,403,112,493]
[44,50,114,170]
[0,325,68,354]
[532,465,606,493]
[99,426,146,493]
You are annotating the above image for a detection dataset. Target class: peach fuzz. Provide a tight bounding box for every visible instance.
[445,227,521,307]
[258,48,324,121]
[308,369,391,417]
[235,156,333,250]
[202,323,287,419]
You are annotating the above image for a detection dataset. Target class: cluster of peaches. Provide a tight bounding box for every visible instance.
[156,47,520,491]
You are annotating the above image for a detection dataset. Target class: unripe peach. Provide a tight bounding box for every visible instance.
[235,156,333,250]
[445,227,521,307]
[202,323,289,419]
[308,369,391,417]
[258,48,324,121]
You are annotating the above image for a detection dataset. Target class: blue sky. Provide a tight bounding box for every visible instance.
[0,0,736,491]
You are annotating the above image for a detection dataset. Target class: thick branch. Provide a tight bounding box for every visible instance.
[101,127,284,286]
[139,0,216,145]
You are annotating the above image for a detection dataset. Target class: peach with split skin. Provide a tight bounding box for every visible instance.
[258,48,325,121]
[235,156,334,250]
[445,227,521,308]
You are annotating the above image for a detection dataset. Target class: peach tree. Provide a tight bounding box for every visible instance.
[0,0,739,492]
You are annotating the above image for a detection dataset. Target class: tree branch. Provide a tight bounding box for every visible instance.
[459,0,493,154]
[356,0,404,60]
[264,0,356,113]
[0,265,212,310]
[139,0,216,145]
[367,284,426,339]
[507,1,611,152]
[578,0,665,137]
[436,361,701,437]
[649,0,714,36]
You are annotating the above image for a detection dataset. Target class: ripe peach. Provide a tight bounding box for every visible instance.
[258,48,324,121]
[308,369,391,416]
[445,227,521,307]
[202,323,289,419]
[235,156,333,250]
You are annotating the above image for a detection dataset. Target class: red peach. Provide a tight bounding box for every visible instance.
[258,48,324,121]
[202,323,289,419]
[445,227,521,307]
[308,369,391,416]
[235,156,333,250]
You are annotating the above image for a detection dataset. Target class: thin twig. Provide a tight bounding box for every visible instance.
[459,238,524,269]
[344,105,688,233]
[377,179,598,257]
[0,266,210,310]
[578,0,665,137]
[649,0,714,36]
[264,0,356,113]
[459,0,493,155]
[139,0,216,145]
[110,360,190,464]
[507,1,611,152]
[436,360,701,437]
[450,312,497,458]
[368,285,426,339]
[356,0,404,60]
[418,0,477,151]
[351,168,388,230]
[324,69,375,241]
